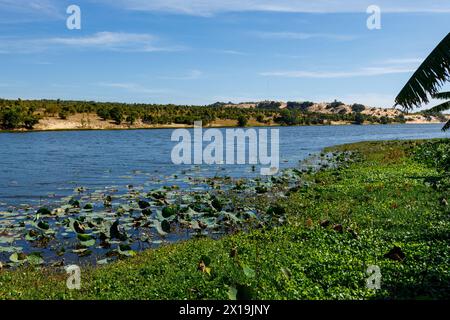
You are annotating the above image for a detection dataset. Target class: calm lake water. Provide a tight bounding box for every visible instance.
[0,124,448,210]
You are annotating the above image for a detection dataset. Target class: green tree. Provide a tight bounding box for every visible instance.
[256,114,265,123]
[23,114,39,129]
[351,104,366,113]
[354,113,365,125]
[1,108,22,129]
[59,109,68,120]
[97,107,110,121]
[110,107,123,125]
[126,112,138,125]
[379,116,390,125]
[237,115,248,127]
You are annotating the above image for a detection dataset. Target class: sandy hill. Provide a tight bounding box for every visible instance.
[222,100,448,123]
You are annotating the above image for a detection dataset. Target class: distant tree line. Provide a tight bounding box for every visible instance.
[0,98,416,130]
[0,99,277,129]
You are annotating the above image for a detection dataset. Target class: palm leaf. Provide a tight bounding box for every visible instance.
[432,91,450,100]
[426,100,450,113]
[395,33,450,110]
[442,119,450,131]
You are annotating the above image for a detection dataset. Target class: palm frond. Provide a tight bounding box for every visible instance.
[426,100,450,113]
[442,119,450,131]
[395,33,450,110]
[432,91,450,100]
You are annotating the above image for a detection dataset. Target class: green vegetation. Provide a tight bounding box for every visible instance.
[0,98,276,129]
[0,100,40,130]
[0,139,448,300]
[395,32,450,130]
[237,115,249,127]
[0,98,409,130]
[351,104,366,113]
[274,108,401,126]
[414,139,450,173]
[286,101,314,110]
[328,99,345,109]
[354,113,365,125]
[256,101,282,109]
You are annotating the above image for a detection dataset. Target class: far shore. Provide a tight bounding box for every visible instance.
[0,113,445,133]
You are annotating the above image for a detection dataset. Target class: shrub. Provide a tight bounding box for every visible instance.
[351,104,366,113]
[237,115,249,127]
[257,101,281,109]
[414,140,450,172]
[110,107,123,125]
[287,101,314,111]
[0,107,22,129]
[354,113,365,125]
[329,100,345,109]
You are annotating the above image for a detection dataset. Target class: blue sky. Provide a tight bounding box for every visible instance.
[0,0,449,108]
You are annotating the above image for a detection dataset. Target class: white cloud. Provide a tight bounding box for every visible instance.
[0,0,64,22]
[160,70,204,80]
[382,58,423,65]
[255,32,356,41]
[105,0,450,16]
[0,32,184,53]
[97,82,168,95]
[214,49,248,55]
[274,53,305,59]
[336,91,450,110]
[47,32,171,52]
[49,32,156,47]
[260,66,415,78]
[261,57,425,79]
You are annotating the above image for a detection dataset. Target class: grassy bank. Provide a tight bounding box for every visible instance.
[0,140,449,300]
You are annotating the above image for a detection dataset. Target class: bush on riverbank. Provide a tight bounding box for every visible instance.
[0,105,40,130]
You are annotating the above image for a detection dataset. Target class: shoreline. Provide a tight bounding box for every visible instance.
[0,120,445,134]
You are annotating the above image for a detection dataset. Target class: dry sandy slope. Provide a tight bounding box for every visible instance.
[32,114,276,131]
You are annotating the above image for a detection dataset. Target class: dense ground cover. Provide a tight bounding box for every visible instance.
[0,139,448,299]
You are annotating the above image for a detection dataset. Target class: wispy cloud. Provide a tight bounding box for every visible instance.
[0,32,184,54]
[160,70,204,80]
[382,58,423,65]
[274,53,306,59]
[260,57,422,79]
[0,0,64,23]
[32,61,53,65]
[255,31,356,41]
[260,66,415,78]
[48,32,174,52]
[97,82,168,95]
[105,0,450,16]
[214,49,248,56]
